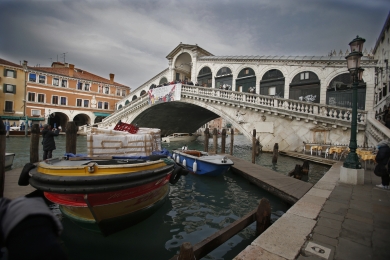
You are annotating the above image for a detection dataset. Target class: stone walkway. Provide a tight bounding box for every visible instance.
[235,161,390,260]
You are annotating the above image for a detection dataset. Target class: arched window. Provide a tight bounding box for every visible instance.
[260,69,284,97]
[236,68,256,93]
[140,90,147,96]
[159,77,168,85]
[289,71,320,103]
[125,100,130,105]
[117,104,123,109]
[215,67,232,90]
[132,95,137,101]
[197,66,212,88]
[327,73,366,110]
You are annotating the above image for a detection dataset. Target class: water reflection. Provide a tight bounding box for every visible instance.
[5,134,329,259]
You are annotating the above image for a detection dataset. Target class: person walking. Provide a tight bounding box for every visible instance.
[42,124,60,160]
[374,140,390,189]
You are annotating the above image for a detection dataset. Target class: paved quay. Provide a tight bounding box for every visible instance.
[234,161,390,260]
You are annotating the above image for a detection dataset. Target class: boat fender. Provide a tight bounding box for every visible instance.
[176,162,189,176]
[172,154,176,161]
[169,167,182,184]
[183,159,186,167]
[193,160,197,173]
[18,163,36,186]
[87,163,97,173]
[176,155,180,163]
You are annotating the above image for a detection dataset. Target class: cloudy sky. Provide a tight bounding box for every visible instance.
[0,0,388,90]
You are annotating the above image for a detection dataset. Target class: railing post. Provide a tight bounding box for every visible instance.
[272,143,279,164]
[0,118,5,197]
[30,124,40,163]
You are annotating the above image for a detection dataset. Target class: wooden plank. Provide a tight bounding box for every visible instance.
[4,166,36,199]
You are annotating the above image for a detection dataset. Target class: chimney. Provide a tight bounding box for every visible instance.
[109,73,114,84]
[69,64,75,77]
[23,60,28,70]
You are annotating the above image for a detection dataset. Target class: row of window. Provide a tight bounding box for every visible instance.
[28,73,126,96]
[27,92,110,109]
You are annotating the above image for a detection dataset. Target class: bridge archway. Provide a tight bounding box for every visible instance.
[215,67,233,90]
[236,67,256,93]
[118,104,123,109]
[197,66,212,88]
[174,52,192,81]
[159,77,168,85]
[260,69,285,98]
[73,113,90,126]
[327,72,367,110]
[140,90,146,96]
[132,95,137,101]
[131,101,220,136]
[125,100,130,105]
[49,112,69,130]
[289,71,320,103]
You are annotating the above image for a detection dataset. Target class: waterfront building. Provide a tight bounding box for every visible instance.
[0,58,27,126]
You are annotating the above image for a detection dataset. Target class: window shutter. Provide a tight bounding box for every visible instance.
[3,84,5,93]
[3,69,6,77]
[13,84,16,94]
[14,70,17,78]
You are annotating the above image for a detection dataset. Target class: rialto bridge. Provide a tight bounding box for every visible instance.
[92,43,389,152]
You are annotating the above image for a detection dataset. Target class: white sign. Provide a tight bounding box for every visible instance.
[148,84,181,105]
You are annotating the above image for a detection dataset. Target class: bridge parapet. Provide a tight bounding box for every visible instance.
[180,84,367,130]
[366,112,390,146]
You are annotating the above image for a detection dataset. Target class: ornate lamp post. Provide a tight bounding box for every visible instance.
[340,36,365,184]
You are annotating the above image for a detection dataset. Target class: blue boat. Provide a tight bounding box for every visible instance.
[172,150,233,176]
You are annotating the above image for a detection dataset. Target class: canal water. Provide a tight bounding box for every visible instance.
[5,135,330,260]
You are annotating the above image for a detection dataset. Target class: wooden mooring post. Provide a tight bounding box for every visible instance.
[252,129,256,164]
[213,128,218,154]
[171,198,271,260]
[0,118,6,197]
[204,128,209,152]
[30,124,40,163]
[272,143,279,164]
[221,129,226,154]
[230,128,234,155]
[66,121,78,154]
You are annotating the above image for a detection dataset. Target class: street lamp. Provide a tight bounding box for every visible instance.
[343,35,365,169]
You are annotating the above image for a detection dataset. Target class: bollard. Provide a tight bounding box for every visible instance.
[256,198,271,236]
[0,118,6,197]
[30,124,40,163]
[66,121,78,155]
[230,128,234,155]
[221,129,226,154]
[204,128,209,152]
[213,128,218,154]
[178,242,195,260]
[252,129,256,164]
[272,143,279,164]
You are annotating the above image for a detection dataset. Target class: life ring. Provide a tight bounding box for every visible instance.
[18,163,36,186]
[169,167,182,184]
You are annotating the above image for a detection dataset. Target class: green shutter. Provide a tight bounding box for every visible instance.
[14,70,17,78]
[13,84,16,94]
[2,84,5,93]
[3,69,6,77]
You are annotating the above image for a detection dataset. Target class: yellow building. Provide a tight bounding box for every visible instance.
[0,58,27,126]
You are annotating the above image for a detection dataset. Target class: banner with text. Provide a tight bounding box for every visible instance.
[148,84,181,105]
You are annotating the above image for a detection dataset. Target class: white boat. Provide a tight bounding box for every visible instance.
[162,133,199,143]
[5,153,15,169]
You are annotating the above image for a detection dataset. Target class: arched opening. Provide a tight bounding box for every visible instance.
[149,84,156,89]
[215,67,232,90]
[125,100,130,105]
[140,90,147,96]
[49,112,69,131]
[260,69,285,97]
[118,104,123,109]
[73,113,90,127]
[174,53,192,81]
[132,95,137,101]
[236,67,256,93]
[327,73,366,110]
[159,77,168,85]
[289,71,320,103]
[197,66,212,88]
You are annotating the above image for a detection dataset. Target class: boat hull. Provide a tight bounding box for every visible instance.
[5,153,15,169]
[172,150,233,176]
[162,133,199,143]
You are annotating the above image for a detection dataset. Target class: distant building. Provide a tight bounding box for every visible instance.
[0,59,131,129]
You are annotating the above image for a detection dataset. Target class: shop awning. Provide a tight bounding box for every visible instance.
[0,115,21,120]
[28,117,45,121]
[93,112,111,117]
